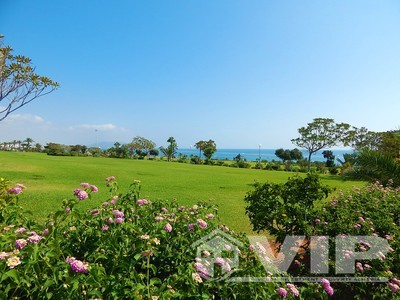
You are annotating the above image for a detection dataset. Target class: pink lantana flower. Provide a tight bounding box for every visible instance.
[16,239,27,249]
[197,219,208,229]
[277,287,287,298]
[7,187,23,195]
[73,189,88,200]
[66,257,89,274]
[164,223,173,233]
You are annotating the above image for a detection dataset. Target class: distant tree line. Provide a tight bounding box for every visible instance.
[0,138,42,152]
[291,118,400,186]
[2,117,398,186]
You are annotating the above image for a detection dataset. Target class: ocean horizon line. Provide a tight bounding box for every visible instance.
[176,148,353,162]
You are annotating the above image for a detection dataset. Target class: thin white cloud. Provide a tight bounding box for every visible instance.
[0,115,132,146]
[68,123,127,132]
[4,113,47,124]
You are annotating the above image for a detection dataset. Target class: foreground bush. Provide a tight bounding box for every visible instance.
[244,175,400,299]
[0,177,324,299]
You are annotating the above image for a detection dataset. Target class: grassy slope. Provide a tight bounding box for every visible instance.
[0,152,365,233]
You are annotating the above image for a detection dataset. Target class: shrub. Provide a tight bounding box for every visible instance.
[309,181,400,299]
[190,155,202,165]
[244,173,331,244]
[1,177,314,299]
[244,175,400,299]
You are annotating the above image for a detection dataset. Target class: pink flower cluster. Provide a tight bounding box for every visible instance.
[16,239,27,249]
[286,284,299,297]
[27,232,43,244]
[164,223,173,233]
[105,176,116,187]
[73,182,98,200]
[14,227,26,234]
[15,232,43,249]
[7,186,23,195]
[136,199,150,205]
[321,278,334,296]
[356,262,364,272]
[80,183,98,192]
[194,261,210,278]
[196,219,207,229]
[277,287,287,298]
[388,278,400,293]
[73,189,89,200]
[112,209,124,218]
[66,257,89,274]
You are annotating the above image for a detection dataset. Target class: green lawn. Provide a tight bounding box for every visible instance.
[1,152,365,233]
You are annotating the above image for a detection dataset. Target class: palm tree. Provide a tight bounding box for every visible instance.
[343,149,400,187]
[159,137,178,162]
[23,137,34,150]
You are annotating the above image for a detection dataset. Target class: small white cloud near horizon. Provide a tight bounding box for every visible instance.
[0,114,132,146]
[68,123,127,132]
[3,113,48,124]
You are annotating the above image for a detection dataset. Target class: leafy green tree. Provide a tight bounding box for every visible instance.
[291,118,350,170]
[194,140,206,158]
[70,144,87,155]
[88,146,102,157]
[159,137,178,161]
[195,139,216,160]
[34,143,42,152]
[127,136,156,159]
[346,126,381,151]
[44,143,70,156]
[378,130,400,160]
[0,35,59,121]
[203,140,217,160]
[107,142,128,159]
[275,148,290,162]
[289,148,303,161]
[149,148,159,158]
[275,148,304,163]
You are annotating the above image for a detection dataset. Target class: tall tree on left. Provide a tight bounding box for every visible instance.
[0,35,59,121]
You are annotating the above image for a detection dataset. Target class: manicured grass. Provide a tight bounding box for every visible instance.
[1,152,365,233]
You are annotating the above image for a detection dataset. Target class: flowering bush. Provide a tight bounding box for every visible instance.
[4,175,397,298]
[309,181,400,299]
[0,176,320,299]
[244,175,400,299]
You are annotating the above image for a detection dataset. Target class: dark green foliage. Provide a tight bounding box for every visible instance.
[231,154,250,168]
[275,148,303,163]
[244,173,331,244]
[344,149,400,187]
[195,140,217,160]
[322,150,335,167]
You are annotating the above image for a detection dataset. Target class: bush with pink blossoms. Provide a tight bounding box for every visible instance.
[1,177,312,299]
[3,174,397,299]
[245,174,400,299]
[300,181,399,299]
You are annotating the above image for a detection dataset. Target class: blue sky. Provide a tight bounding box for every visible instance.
[1,0,399,149]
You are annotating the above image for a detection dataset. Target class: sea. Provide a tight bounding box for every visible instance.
[176,148,353,162]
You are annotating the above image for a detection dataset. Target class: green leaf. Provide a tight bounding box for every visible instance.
[1,268,20,284]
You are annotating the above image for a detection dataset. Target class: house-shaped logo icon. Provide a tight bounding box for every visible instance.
[191,229,244,281]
